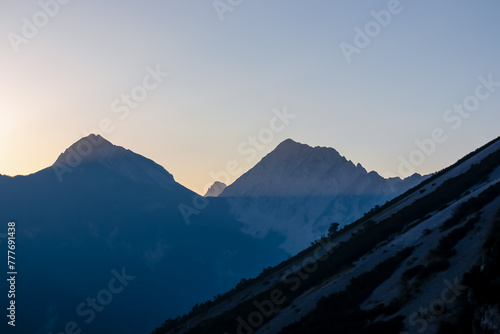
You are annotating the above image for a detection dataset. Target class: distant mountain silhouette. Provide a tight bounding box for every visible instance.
[154,136,500,334]
[53,134,178,189]
[0,134,287,334]
[221,139,427,253]
[204,181,227,197]
[222,138,422,197]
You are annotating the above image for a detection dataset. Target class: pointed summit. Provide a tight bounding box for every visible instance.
[275,138,300,148]
[54,134,117,166]
[53,134,177,189]
[221,139,355,197]
[274,138,310,152]
[273,139,343,161]
[220,139,425,198]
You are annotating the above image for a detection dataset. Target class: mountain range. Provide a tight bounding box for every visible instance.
[0,135,286,334]
[219,138,426,253]
[153,136,500,334]
[2,134,489,334]
[221,139,421,197]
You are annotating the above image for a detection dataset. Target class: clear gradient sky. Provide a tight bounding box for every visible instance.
[1,0,499,194]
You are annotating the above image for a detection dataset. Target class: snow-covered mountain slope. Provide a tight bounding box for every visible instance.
[154,136,500,334]
[220,139,427,253]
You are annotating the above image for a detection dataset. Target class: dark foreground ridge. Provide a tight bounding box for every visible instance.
[153,136,500,334]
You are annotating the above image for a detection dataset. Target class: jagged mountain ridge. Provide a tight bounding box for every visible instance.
[220,139,427,253]
[221,138,423,197]
[153,136,500,334]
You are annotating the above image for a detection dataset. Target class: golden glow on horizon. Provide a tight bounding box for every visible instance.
[1,2,499,192]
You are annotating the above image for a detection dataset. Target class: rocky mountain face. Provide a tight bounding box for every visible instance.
[154,136,500,334]
[204,181,227,197]
[221,139,419,197]
[221,139,427,253]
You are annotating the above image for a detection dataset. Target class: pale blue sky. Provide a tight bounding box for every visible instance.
[1,0,499,193]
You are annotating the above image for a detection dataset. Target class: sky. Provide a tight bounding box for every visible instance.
[1,0,499,194]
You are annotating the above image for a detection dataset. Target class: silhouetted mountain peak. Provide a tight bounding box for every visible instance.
[274,139,341,157]
[274,138,302,150]
[159,136,500,334]
[53,134,177,189]
[54,134,119,164]
[221,139,374,197]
